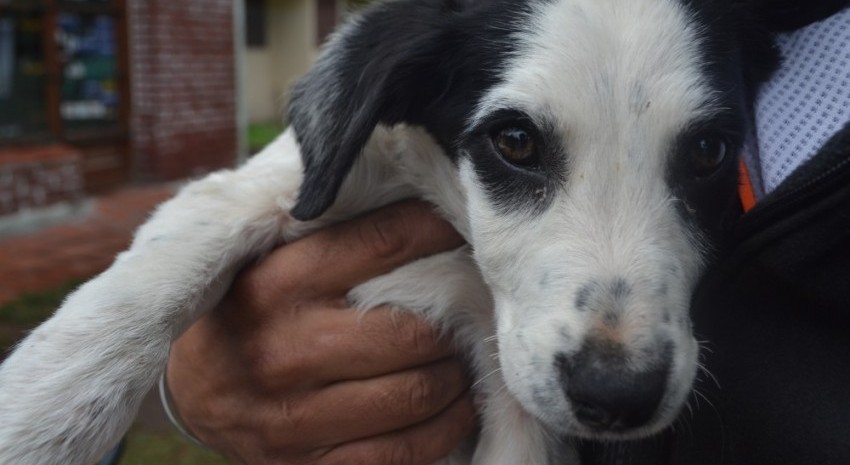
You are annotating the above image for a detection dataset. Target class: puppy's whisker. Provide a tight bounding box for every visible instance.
[693,388,718,413]
[684,398,694,419]
[472,367,503,389]
[674,404,695,441]
[697,362,721,389]
[697,338,715,354]
[483,380,510,399]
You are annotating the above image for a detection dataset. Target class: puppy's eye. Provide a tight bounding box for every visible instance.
[688,137,727,177]
[494,127,537,165]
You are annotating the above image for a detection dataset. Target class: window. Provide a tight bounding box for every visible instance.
[0,0,127,144]
[245,0,266,48]
[0,7,49,140]
[316,0,337,45]
[57,13,119,129]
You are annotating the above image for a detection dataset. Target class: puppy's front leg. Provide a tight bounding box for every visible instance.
[473,387,579,465]
[0,132,305,465]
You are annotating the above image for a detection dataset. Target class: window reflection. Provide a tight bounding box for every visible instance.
[0,17,10,98]
[57,13,118,129]
[0,11,48,141]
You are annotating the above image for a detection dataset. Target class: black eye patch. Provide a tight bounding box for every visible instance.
[462,109,567,215]
[667,113,747,244]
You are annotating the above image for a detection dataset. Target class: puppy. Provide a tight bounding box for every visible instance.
[0,0,821,463]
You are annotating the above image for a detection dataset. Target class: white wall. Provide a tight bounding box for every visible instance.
[243,0,321,124]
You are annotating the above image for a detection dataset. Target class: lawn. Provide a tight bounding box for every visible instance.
[248,121,284,154]
[119,429,230,465]
[0,283,231,465]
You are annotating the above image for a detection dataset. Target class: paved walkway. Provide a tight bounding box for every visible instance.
[0,184,177,305]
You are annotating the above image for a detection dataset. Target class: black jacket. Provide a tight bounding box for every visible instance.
[583,122,850,465]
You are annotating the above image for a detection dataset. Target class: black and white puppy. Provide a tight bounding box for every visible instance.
[0,0,832,463]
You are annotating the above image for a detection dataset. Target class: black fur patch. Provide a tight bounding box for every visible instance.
[288,0,834,221]
[667,0,782,252]
[463,109,569,214]
[575,284,594,312]
[289,0,537,220]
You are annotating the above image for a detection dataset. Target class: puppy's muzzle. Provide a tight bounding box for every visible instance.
[557,342,671,432]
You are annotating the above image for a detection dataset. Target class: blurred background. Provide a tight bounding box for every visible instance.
[0,0,369,463]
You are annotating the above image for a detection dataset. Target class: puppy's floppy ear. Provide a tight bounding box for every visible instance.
[288,0,466,220]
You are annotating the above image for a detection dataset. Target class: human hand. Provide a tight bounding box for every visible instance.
[165,201,476,465]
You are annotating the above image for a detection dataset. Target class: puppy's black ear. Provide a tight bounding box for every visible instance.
[288,0,467,220]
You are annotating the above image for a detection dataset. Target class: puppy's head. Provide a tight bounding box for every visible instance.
[288,0,834,439]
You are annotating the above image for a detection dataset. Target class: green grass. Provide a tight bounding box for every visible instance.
[248,121,284,153]
[119,429,231,465]
[0,282,233,465]
[0,280,85,350]
[0,280,83,326]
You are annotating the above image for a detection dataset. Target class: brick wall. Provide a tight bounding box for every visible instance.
[129,0,238,180]
[0,146,84,217]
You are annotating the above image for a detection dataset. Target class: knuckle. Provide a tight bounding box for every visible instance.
[381,439,417,465]
[278,400,310,437]
[405,371,439,418]
[243,339,274,380]
[255,401,310,451]
[402,317,441,356]
[358,207,411,259]
[242,338,296,388]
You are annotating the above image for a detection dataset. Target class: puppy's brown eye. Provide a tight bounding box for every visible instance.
[494,127,536,165]
[689,137,727,177]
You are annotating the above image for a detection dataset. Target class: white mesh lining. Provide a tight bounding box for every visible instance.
[751,7,850,197]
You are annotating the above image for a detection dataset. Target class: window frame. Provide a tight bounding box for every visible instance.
[0,0,129,146]
[245,0,267,49]
[316,0,337,45]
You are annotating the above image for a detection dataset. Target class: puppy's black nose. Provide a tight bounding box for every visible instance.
[559,348,670,431]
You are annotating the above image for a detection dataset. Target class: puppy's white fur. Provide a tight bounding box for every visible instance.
[0,0,720,463]
[469,0,708,439]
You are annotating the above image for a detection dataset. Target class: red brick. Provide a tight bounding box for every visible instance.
[0,145,85,216]
[129,0,237,182]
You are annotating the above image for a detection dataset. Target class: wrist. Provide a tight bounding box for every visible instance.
[158,369,210,450]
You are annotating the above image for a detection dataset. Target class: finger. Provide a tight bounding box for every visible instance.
[259,358,471,449]
[241,201,464,304]
[316,391,477,465]
[248,307,457,387]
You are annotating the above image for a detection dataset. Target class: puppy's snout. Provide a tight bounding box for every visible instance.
[558,346,671,431]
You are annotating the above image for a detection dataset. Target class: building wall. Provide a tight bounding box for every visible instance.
[269,0,320,123]
[244,0,319,124]
[129,0,238,180]
[0,0,238,223]
[0,145,84,218]
[245,48,277,123]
